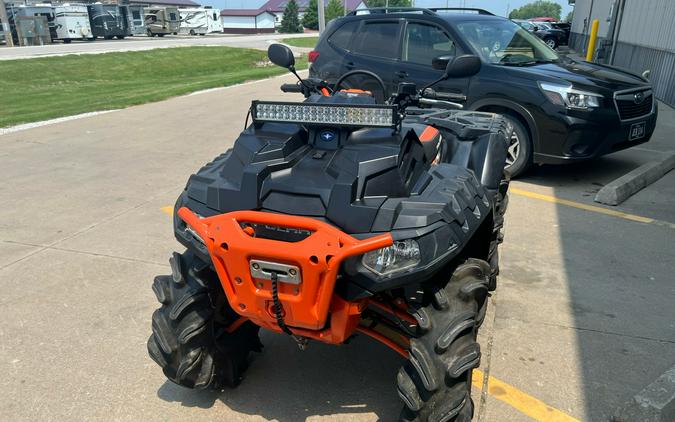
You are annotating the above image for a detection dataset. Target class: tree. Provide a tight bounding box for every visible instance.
[326,0,345,22]
[564,11,573,23]
[365,0,412,7]
[302,0,319,30]
[508,0,562,21]
[280,0,302,33]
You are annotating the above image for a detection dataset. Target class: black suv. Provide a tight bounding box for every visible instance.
[309,8,658,176]
[513,19,566,49]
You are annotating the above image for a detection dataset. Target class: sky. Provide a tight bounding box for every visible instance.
[211,0,573,18]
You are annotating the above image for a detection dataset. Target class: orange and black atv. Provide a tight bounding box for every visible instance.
[148,44,510,422]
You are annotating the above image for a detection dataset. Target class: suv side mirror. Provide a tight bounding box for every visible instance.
[442,55,481,79]
[268,44,295,70]
[432,55,453,71]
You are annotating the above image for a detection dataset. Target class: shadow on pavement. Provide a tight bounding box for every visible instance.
[519,151,660,200]
[499,131,675,420]
[157,331,404,421]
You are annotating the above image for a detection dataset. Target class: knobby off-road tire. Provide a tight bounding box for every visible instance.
[398,259,491,422]
[487,176,510,292]
[147,251,262,389]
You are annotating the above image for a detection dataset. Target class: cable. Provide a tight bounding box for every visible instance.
[271,272,293,336]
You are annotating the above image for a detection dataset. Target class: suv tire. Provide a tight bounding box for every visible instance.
[397,259,490,422]
[147,251,262,389]
[544,37,558,49]
[502,114,532,177]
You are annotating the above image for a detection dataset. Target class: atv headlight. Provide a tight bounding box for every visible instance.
[538,81,602,109]
[362,239,421,276]
[252,101,397,128]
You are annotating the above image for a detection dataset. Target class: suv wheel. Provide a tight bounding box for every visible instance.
[502,114,532,177]
[544,37,557,49]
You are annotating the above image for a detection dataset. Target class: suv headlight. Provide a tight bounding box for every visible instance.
[538,81,602,109]
[362,239,421,276]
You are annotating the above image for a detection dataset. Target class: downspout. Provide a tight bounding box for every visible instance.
[608,0,626,65]
[586,0,595,33]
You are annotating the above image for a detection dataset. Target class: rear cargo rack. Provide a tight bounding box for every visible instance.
[347,7,494,16]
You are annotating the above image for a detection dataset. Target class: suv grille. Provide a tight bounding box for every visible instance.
[615,89,653,121]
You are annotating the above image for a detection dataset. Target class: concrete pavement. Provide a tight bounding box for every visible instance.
[1,73,674,421]
[0,32,316,60]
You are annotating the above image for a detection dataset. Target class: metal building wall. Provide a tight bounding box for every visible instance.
[570,0,675,107]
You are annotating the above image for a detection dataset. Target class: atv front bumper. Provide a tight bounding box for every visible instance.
[178,207,393,344]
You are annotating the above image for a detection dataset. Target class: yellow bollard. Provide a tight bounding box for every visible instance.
[586,19,599,61]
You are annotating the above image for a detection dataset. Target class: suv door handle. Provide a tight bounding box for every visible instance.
[345,61,355,70]
[395,70,408,78]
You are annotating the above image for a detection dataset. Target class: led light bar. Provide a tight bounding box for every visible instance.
[251,101,397,128]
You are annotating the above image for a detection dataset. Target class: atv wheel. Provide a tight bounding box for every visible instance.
[487,176,510,291]
[147,251,262,389]
[398,259,491,422]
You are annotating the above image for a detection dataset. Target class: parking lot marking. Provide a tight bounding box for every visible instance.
[509,188,669,225]
[473,369,580,422]
[161,206,173,215]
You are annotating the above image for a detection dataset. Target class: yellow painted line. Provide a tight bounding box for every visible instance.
[160,206,173,215]
[473,369,580,422]
[510,188,659,225]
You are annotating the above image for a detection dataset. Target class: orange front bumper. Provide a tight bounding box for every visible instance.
[178,207,393,344]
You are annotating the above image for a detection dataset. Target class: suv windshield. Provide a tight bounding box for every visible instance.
[456,19,559,65]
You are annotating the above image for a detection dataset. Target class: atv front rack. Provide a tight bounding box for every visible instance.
[178,208,393,344]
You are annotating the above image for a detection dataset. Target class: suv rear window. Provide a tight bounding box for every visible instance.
[328,21,358,50]
[351,21,400,59]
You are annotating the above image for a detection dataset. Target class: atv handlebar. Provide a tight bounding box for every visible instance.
[280,83,303,93]
[418,98,464,110]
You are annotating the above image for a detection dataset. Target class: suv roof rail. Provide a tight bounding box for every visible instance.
[346,7,435,16]
[427,7,494,16]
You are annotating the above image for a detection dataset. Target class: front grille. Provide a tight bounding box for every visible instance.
[615,89,653,121]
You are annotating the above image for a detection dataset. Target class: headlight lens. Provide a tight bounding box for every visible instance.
[362,239,421,276]
[538,81,602,109]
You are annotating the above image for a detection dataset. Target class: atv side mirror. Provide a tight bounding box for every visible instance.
[268,43,295,70]
[442,54,482,79]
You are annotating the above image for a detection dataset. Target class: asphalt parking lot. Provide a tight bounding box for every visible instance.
[1,73,673,421]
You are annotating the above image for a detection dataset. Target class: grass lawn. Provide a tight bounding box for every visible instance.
[0,46,307,128]
[282,37,319,48]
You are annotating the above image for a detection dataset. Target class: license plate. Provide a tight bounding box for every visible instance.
[629,122,646,141]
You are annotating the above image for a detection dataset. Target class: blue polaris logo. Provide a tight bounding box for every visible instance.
[319,130,336,142]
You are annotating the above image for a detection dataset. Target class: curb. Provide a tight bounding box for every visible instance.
[595,152,675,205]
[613,365,675,422]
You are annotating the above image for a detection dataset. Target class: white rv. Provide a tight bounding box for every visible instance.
[179,8,221,35]
[52,4,92,42]
[125,5,146,36]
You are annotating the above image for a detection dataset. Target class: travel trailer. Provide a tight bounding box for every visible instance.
[87,3,128,40]
[145,6,179,37]
[11,5,57,41]
[52,4,92,42]
[124,5,146,36]
[179,8,222,35]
